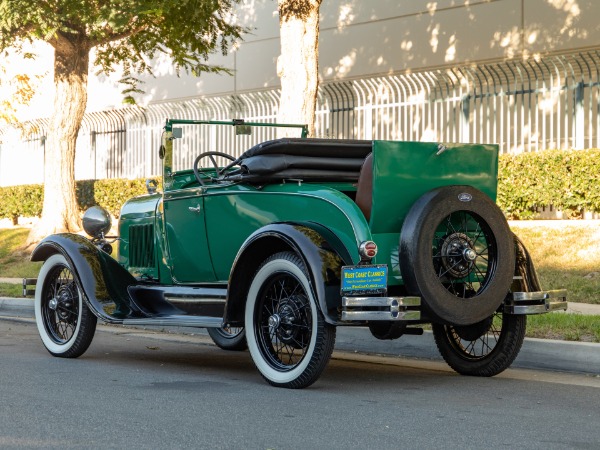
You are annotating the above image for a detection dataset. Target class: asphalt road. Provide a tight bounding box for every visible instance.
[1,318,599,449]
[3,298,600,376]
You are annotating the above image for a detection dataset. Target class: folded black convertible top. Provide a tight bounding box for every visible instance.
[225,138,373,183]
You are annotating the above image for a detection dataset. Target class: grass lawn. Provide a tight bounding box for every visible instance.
[0,227,42,279]
[0,223,598,342]
[510,221,600,305]
[526,313,600,342]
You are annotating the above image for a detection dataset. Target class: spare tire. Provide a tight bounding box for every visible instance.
[399,186,514,325]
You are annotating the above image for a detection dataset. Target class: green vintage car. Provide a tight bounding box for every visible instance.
[29,119,567,389]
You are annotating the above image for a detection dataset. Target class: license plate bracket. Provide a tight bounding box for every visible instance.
[341,264,388,296]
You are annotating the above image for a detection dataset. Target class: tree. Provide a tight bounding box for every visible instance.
[0,56,37,126]
[0,0,242,243]
[276,0,321,137]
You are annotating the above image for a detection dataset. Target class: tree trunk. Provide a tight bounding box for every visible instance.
[27,38,89,244]
[277,0,321,138]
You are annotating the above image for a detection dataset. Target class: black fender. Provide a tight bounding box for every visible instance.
[511,232,542,292]
[224,223,351,326]
[31,233,145,323]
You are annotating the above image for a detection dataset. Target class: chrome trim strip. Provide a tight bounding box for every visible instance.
[341,310,421,321]
[547,300,569,312]
[129,285,227,298]
[123,316,223,328]
[506,289,568,315]
[165,296,226,304]
[507,301,568,315]
[163,187,204,201]
[546,289,568,298]
[342,296,421,307]
[512,289,567,302]
[341,296,421,321]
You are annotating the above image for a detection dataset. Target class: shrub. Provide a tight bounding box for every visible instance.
[1,149,599,222]
[0,177,160,221]
[497,149,600,219]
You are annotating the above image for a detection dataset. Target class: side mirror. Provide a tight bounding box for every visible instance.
[233,119,251,135]
[235,125,252,135]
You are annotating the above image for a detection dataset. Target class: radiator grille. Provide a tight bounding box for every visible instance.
[129,224,155,268]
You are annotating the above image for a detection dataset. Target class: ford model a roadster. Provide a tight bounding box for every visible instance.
[29,119,567,388]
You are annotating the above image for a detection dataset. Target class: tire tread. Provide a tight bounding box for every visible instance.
[433,314,526,377]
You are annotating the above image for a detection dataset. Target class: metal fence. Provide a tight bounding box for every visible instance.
[1,49,599,186]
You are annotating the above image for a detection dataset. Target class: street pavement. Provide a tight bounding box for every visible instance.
[1,296,599,376]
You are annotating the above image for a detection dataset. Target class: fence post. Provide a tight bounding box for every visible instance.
[460,94,470,143]
[90,130,97,179]
[574,81,584,149]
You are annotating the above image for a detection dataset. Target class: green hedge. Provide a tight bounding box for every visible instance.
[0,184,44,223]
[498,149,600,219]
[1,149,599,222]
[0,178,158,223]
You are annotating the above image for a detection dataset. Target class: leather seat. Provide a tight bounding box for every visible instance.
[355,152,373,221]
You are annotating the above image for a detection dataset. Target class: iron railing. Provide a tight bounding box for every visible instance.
[1,49,599,186]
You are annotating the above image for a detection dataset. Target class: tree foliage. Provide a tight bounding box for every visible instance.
[0,57,38,126]
[0,0,242,98]
[0,0,243,241]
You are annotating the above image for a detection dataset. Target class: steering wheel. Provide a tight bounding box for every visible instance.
[193,151,238,186]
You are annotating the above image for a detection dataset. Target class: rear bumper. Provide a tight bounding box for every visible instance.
[505,289,568,315]
[341,296,421,322]
[341,288,567,323]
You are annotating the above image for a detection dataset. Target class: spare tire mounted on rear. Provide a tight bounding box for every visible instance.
[399,186,514,326]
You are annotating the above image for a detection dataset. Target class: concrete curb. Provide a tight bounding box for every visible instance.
[2,297,599,376]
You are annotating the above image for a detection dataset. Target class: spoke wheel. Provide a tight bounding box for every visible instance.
[245,252,335,388]
[433,312,526,376]
[207,326,247,351]
[35,254,97,358]
[400,186,514,325]
[433,210,496,298]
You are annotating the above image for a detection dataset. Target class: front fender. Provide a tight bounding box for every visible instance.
[225,223,351,326]
[31,233,145,323]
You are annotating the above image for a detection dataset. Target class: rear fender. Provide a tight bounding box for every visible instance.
[512,233,542,292]
[31,233,144,323]
[225,223,351,326]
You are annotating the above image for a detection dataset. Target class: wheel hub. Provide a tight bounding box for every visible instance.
[269,295,309,348]
[268,314,281,329]
[439,232,477,278]
[54,285,75,319]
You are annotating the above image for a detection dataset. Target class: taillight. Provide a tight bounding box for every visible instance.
[359,240,378,261]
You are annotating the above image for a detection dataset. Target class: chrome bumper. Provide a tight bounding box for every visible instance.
[341,296,421,322]
[504,289,568,315]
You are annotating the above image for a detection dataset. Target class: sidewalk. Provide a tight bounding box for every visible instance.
[4,275,600,314]
[1,296,599,376]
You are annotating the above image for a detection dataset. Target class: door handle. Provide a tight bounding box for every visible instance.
[188,205,201,214]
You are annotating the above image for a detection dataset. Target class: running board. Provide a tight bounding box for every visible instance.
[122,315,223,328]
[128,284,227,317]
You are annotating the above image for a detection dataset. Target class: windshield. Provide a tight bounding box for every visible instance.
[164,119,308,172]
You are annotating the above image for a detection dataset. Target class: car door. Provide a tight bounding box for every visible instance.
[162,186,217,283]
